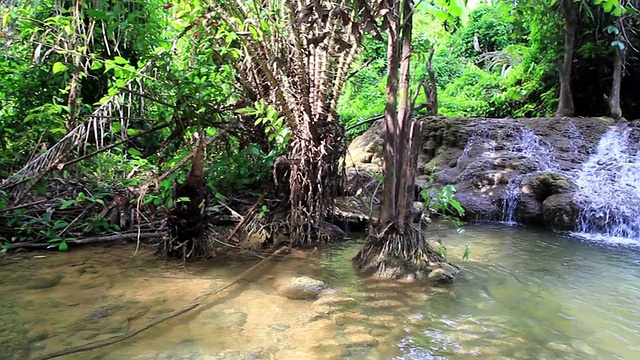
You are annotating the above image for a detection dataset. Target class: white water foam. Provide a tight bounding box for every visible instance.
[571,125,640,244]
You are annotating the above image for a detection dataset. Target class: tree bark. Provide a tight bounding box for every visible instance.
[380,0,401,227]
[608,46,624,120]
[555,0,578,117]
[395,0,415,233]
[426,46,438,116]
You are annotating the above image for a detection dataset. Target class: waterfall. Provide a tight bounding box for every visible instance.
[572,125,640,244]
[507,128,558,172]
[500,177,520,225]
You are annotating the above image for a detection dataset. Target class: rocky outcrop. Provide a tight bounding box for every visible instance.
[346,116,640,232]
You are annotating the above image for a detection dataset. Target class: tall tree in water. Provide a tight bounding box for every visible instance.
[353,0,459,280]
[556,0,579,117]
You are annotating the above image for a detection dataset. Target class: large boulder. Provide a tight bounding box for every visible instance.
[542,193,581,231]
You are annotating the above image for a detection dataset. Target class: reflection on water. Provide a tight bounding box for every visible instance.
[2,224,640,359]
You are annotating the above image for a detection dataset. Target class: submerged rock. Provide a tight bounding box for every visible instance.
[24,274,63,290]
[427,268,456,282]
[277,276,326,300]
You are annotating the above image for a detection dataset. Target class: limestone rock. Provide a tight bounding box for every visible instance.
[521,172,576,201]
[428,268,456,283]
[344,116,618,232]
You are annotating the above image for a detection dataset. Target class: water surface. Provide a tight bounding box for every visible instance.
[2,224,639,359]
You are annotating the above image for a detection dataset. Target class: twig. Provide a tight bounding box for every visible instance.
[0,199,49,213]
[31,247,287,360]
[62,122,171,168]
[345,115,383,132]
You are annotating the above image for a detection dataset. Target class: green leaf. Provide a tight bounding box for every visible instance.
[2,10,9,28]
[58,241,68,251]
[53,220,69,229]
[128,148,143,158]
[1,243,10,253]
[90,60,103,70]
[35,181,47,196]
[52,62,68,74]
[611,40,625,50]
[438,246,446,259]
[60,199,75,209]
[113,56,129,65]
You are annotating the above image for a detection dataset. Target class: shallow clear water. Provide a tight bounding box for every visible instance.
[2,224,640,359]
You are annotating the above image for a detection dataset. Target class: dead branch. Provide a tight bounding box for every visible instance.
[62,122,171,168]
[345,115,384,131]
[0,199,48,213]
[225,192,268,245]
[5,232,165,251]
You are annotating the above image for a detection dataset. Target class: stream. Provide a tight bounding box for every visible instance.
[2,223,640,359]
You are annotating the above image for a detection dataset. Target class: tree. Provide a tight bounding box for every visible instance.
[205,1,384,246]
[604,0,637,120]
[556,0,579,117]
[353,0,459,281]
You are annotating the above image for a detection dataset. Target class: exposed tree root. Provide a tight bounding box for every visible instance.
[32,247,287,360]
[352,223,459,281]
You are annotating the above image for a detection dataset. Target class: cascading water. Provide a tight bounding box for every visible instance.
[572,125,640,244]
[565,121,585,155]
[507,128,558,172]
[500,177,521,225]
[499,127,559,224]
[459,124,561,224]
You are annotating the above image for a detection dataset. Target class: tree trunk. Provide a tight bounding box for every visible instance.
[608,46,624,120]
[379,0,401,228]
[555,0,578,117]
[426,46,438,116]
[67,0,82,131]
[352,0,459,282]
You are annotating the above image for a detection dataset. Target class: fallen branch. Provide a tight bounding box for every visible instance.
[0,199,49,213]
[225,192,268,245]
[5,232,165,251]
[32,246,288,360]
[344,103,434,133]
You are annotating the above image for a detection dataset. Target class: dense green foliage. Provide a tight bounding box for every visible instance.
[339,0,639,135]
[0,0,636,247]
[0,0,289,246]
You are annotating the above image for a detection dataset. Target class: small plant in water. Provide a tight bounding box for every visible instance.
[420,168,465,227]
[419,168,469,261]
[463,243,470,261]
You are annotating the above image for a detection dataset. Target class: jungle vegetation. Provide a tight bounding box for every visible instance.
[0,0,636,277]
